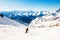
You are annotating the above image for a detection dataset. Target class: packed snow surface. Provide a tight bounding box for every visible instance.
[0,26,60,40]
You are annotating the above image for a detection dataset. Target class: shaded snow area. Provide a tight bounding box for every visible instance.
[0,16,25,27]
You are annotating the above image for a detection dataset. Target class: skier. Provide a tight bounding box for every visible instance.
[25,27,29,33]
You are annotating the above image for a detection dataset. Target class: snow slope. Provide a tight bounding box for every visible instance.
[0,16,25,28]
[0,26,60,40]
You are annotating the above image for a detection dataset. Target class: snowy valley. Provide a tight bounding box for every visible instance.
[0,9,60,40]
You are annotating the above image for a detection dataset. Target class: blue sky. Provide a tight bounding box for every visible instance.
[0,0,60,11]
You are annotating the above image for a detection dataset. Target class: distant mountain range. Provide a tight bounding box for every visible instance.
[0,8,60,26]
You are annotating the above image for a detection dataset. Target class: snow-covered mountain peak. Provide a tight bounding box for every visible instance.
[30,11,60,27]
